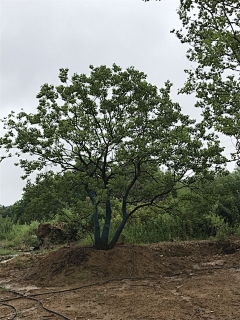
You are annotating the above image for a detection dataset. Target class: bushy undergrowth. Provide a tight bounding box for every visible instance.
[0,214,13,239]
[0,219,40,248]
[98,207,238,245]
[1,198,239,249]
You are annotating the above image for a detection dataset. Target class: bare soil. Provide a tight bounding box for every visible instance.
[0,239,240,320]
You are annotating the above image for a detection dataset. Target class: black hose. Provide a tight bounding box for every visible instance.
[9,290,73,320]
[0,302,17,320]
[0,244,135,320]
[1,265,239,303]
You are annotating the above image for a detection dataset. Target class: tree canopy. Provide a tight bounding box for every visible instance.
[170,0,240,163]
[9,170,88,224]
[0,64,227,249]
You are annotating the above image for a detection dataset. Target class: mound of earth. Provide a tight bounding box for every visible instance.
[0,239,240,320]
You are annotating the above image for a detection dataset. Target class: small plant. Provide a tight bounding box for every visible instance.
[0,285,9,292]
[21,233,40,249]
[78,272,90,280]
[17,311,26,318]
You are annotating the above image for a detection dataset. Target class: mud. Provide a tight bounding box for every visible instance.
[0,239,240,320]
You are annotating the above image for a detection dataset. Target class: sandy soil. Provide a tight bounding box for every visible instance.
[0,239,240,320]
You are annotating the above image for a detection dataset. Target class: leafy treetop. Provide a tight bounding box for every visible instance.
[170,0,240,162]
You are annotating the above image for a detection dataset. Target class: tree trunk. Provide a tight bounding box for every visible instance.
[109,188,130,249]
[90,188,130,251]
[101,199,112,244]
[88,191,100,244]
[108,215,129,249]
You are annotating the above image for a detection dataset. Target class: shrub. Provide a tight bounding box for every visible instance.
[0,215,13,240]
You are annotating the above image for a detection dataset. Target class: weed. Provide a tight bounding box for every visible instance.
[18,311,25,318]
[78,272,90,280]
[0,285,9,292]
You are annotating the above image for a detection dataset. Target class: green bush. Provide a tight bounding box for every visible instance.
[1,221,40,249]
[0,215,14,240]
[96,196,235,244]
[55,202,95,242]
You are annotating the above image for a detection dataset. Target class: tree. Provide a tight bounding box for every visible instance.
[170,0,240,163]
[11,170,90,224]
[168,167,240,228]
[210,166,240,225]
[0,64,227,250]
[0,205,12,219]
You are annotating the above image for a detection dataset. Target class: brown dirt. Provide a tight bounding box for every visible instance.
[0,239,240,320]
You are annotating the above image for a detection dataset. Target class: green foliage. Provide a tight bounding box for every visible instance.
[98,197,233,244]
[171,0,240,161]
[1,169,101,231]
[0,205,13,219]
[0,248,13,255]
[0,214,14,240]
[209,167,240,225]
[12,170,88,224]
[1,221,39,249]
[55,203,95,242]
[168,167,240,227]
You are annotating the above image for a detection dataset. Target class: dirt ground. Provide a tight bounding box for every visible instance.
[0,239,240,320]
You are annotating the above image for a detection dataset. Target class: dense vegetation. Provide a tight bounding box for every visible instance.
[1,167,239,249]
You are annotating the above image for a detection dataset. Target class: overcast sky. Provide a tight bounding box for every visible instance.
[0,0,237,206]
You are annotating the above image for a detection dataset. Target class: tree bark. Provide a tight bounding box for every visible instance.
[108,215,129,249]
[88,191,101,244]
[109,188,130,249]
[101,199,112,244]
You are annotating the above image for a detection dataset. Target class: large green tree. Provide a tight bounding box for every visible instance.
[170,0,240,163]
[0,64,226,249]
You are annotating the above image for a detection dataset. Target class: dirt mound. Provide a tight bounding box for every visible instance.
[23,246,90,283]
[0,239,240,320]
[1,239,240,288]
[148,238,240,255]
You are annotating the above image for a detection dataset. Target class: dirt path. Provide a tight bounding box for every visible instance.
[0,239,240,320]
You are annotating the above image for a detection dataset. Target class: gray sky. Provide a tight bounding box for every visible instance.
[0,0,237,206]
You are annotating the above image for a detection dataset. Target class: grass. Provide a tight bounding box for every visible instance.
[0,220,42,250]
[78,234,94,246]
[75,212,240,247]
[0,248,14,255]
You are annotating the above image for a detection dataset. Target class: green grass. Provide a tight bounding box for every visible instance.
[78,234,94,246]
[1,220,42,249]
[0,248,13,255]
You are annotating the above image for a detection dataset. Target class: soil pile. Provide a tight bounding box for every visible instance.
[0,239,240,320]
